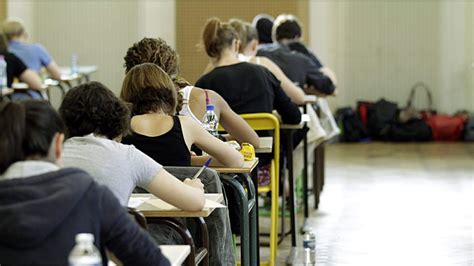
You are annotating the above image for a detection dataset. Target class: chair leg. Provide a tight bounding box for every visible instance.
[270,160,279,266]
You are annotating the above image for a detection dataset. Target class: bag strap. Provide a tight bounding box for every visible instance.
[407,82,433,111]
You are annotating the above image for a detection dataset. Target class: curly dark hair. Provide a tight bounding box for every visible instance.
[59,81,130,140]
[124,37,188,112]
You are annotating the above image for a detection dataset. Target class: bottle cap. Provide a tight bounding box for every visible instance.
[206,104,215,111]
[75,233,94,243]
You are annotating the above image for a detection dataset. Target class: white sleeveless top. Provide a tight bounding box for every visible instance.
[238,54,261,64]
[179,86,204,126]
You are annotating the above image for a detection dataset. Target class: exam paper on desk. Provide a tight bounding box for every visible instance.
[146,198,226,210]
[128,197,150,208]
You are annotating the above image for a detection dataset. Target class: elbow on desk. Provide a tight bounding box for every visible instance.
[186,191,206,211]
[224,152,245,168]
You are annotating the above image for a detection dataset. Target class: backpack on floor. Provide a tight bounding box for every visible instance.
[367,98,398,139]
[464,116,474,141]
[388,119,432,142]
[335,107,368,142]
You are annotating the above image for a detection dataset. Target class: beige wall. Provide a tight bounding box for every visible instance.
[310,1,473,113]
[7,1,176,97]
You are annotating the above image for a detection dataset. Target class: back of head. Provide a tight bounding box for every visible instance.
[252,14,274,44]
[124,37,179,76]
[2,20,25,41]
[0,101,65,174]
[121,63,178,116]
[273,14,302,42]
[59,81,130,140]
[229,19,258,53]
[202,17,239,58]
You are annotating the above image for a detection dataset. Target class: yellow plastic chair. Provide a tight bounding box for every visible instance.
[241,113,280,266]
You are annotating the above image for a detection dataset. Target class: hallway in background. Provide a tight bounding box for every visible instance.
[274,142,473,265]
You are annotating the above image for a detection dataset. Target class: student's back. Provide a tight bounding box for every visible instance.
[196,18,301,125]
[0,101,169,266]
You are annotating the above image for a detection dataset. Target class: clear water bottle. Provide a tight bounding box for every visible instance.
[202,104,219,137]
[303,228,316,265]
[71,52,79,75]
[0,55,7,90]
[68,233,102,266]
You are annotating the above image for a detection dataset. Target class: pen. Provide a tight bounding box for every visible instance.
[191,157,212,179]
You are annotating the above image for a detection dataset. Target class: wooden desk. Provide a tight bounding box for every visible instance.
[1,88,14,97]
[60,65,98,82]
[303,95,317,104]
[280,114,310,129]
[130,193,223,218]
[210,158,259,174]
[256,137,273,154]
[12,82,48,90]
[160,245,191,266]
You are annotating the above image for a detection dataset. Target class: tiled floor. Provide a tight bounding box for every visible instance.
[259,142,473,266]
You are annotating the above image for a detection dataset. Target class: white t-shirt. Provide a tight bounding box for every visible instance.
[62,134,162,206]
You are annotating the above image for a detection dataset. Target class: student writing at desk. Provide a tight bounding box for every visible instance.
[0,101,169,266]
[120,63,240,266]
[0,34,43,100]
[123,37,260,148]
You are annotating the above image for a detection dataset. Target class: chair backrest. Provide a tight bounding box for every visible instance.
[127,207,148,229]
[239,113,280,180]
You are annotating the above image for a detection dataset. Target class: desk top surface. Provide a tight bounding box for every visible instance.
[210,158,259,173]
[256,137,273,154]
[1,88,14,96]
[130,193,224,218]
[160,245,191,266]
[60,65,98,75]
[280,114,310,129]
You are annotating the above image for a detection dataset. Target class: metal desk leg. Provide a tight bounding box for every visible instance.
[301,105,310,233]
[220,174,257,266]
[285,129,298,264]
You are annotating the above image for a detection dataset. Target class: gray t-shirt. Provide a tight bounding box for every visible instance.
[62,134,162,206]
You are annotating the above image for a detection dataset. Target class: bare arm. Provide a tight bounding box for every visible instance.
[211,91,260,147]
[181,116,244,168]
[45,61,62,80]
[19,69,43,90]
[146,168,205,211]
[258,57,306,105]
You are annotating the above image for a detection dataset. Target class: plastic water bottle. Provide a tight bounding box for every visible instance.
[202,104,219,137]
[0,55,7,90]
[68,233,102,266]
[303,228,316,265]
[71,53,79,75]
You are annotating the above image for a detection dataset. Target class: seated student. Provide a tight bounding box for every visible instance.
[2,20,62,80]
[272,14,337,89]
[252,14,336,96]
[204,18,305,105]
[120,64,239,265]
[123,37,260,148]
[0,33,43,100]
[59,81,205,209]
[195,17,301,125]
[121,63,244,167]
[0,100,169,266]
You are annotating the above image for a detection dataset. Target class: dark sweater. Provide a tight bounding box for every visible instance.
[0,168,170,266]
[196,62,301,125]
[257,44,335,95]
[0,51,27,87]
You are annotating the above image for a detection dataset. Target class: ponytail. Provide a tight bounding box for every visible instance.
[202,17,239,58]
[0,102,26,174]
[0,101,65,174]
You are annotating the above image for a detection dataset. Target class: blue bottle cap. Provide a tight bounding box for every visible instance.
[206,104,215,111]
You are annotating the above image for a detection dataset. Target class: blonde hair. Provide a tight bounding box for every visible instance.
[2,20,25,40]
[229,19,258,53]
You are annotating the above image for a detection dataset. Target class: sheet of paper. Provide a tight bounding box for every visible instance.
[128,197,150,208]
[205,199,227,208]
[145,198,226,210]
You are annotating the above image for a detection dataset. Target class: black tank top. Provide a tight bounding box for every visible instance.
[122,116,191,166]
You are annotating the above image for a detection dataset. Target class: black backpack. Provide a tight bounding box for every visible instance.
[367,98,398,139]
[388,119,432,142]
[335,107,368,142]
